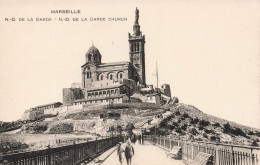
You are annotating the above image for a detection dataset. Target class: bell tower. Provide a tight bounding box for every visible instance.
[129,7,146,86]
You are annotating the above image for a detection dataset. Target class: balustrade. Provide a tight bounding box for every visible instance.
[0,137,122,165]
[143,135,259,165]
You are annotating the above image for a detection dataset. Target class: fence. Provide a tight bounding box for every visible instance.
[143,135,260,165]
[0,137,122,165]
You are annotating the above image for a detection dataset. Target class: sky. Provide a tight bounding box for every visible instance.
[0,0,259,128]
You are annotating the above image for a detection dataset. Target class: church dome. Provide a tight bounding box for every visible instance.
[86,45,102,64]
[87,45,100,55]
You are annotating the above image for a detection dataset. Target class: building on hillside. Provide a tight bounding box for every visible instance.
[21,102,62,120]
[63,8,155,106]
[21,8,173,120]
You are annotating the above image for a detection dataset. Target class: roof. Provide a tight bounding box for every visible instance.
[32,102,63,109]
[99,61,130,67]
[81,61,131,69]
[86,45,101,55]
[86,84,127,91]
[72,94,127,102]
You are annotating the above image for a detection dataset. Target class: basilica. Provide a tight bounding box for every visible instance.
[22,8,172,121]
[62,8,171,107]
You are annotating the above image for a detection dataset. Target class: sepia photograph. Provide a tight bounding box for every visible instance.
[0,0,259,164]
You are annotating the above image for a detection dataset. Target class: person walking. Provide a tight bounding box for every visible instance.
[125,141,134,165]
[117,142,124,165]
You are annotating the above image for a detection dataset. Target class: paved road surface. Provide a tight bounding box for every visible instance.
[102,143,185,165]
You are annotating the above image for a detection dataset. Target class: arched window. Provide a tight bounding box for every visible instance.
[88,54,92,62]
[94,56,97,62]
[87,72,90,79]
[108,73,114,80]
[98,74,104,81]
[117,72,124,79]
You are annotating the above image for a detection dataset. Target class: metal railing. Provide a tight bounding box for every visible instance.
[0,137,122,165]
[143,135,260,165]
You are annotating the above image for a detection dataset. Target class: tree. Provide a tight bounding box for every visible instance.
[223,122,231,133]
[126,122,135,136]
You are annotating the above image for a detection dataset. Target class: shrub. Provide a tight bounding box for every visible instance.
[175,127,182,133]
[190,118,200,124]
[203,133,208,139]
[190,128,198,135]
[210,136,217,141]
[181,124,187,131]
[223,123,232,133]
[251,140,259,147]
[199,125,204,130]
[212,123,220,127]
[172,122,179,127]
[204,129,215,134]
[233,128,247,137]
[183,113,189,118]
[248,131,254,135]
[175,111,181,116]
[199,120,210,127]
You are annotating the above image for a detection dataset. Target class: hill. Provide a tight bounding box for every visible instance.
[2,102,259,152]
[156,103,260,146]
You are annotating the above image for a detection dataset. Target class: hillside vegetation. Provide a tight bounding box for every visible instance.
[156,103,260,146]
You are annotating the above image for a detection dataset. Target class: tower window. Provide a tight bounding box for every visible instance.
[88,55,92,62]
[101,75,103,80]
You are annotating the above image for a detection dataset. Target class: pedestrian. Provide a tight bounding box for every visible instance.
[125,141,134,165]
[117,142,124,165]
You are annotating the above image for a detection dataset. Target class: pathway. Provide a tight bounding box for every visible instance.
[100,143,185,165]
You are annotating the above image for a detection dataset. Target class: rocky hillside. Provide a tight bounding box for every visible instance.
[20,107,166,136]
[17,102,260,147]
[155,103,260,146]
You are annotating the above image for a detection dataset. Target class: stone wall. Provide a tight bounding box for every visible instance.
[63,88,84,105]
[160,84,171,98]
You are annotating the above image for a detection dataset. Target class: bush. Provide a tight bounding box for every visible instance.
[199,120,210,127]
[0,142,29,153]
[190,128,198,135]
[204,129,215,134]
[181,124,187,131]
[175,111,181,116]
[190,117,200,124]
[199,125,204,130]
[183,113,189,118]
[175,127,182,134]
[212,123,220,127]
[203,133,208,139]
[251,140,259,147]
[233,128,247,137]
[172,122,179,127]
[49,123,73,134]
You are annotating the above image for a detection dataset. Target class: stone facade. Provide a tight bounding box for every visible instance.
[62,8,148,105]
[63,88,84,105]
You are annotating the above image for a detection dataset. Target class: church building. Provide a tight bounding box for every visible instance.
[63,8,149,106]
